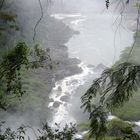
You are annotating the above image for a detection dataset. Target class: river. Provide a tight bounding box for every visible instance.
[49,11,134,127]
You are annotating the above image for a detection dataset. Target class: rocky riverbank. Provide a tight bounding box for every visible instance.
[0,8,83,127]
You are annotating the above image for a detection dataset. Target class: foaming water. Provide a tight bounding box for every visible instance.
[51,13,84,20]
[51,12,134,66]
[49,12,134,127]
[51,13,86,29]
[48,62,96,126]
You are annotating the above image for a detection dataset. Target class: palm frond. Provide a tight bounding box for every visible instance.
[81,62,140,139]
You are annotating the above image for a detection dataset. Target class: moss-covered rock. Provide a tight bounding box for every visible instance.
[77,122,90,131]
[112,31,140,121]
[113,91,140,121]
[107,119,133,137]
[78,119,134,140]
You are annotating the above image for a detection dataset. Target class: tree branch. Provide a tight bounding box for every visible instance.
[33,0,44,42]
[127,5,140,61]
[0,0,5,10]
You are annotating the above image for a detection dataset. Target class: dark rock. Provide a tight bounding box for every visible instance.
[87,64,95,68]
[53,101,62,108]
[96,63,106,69]
[69,58,81,65]
[58,86,62,91]
[93,63,107,73]
[60,95,70,102]
[65,92,70,96]
[69,79,78,85]
[74,30,80,35]
[49,98,54,102]
[59,45,68,51]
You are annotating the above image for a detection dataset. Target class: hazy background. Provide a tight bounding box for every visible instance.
[0,0,137,133]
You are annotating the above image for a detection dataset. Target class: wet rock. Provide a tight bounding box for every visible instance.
[64,103,68,107]
[87,64,95,68]
[56,92,61,97]
[53,101,62,108]
[93,63,107,73]
[68,58,81,65]
[96,63,106,70]
[58,86,62,91]
[49,98,54,102]
[60,95,70,102]
[59,45,68,51]
[65,92,70,96]
[66,79,78,86]
[70,79,78,85]
[74,30,80,35]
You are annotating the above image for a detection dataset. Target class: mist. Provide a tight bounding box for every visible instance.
[0,0,138,139]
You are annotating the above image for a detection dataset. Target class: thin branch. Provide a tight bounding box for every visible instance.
[112,11,125,64]
[127,5,140,61]
[0,63,22,80]
[33,0,44,42]
[110,0,127,64]
[0,0,5,10]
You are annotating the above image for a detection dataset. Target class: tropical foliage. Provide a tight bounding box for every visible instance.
[0,122,77,140]
[81,31,140,140]
[81,0,140,139]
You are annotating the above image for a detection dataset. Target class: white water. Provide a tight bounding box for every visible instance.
[49,12,134,126]
[48,62,96,126]
[52,13,134,66]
